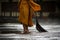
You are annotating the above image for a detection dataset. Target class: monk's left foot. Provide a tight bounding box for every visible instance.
[22,31,31,34]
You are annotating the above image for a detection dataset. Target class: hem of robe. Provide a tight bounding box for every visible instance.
[18,21,33,27]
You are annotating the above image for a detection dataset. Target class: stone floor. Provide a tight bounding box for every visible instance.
[0,31,60,40]
[0,18,60,40]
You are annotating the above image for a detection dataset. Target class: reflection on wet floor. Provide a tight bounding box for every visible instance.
[0,18,60,40]
[0,31,60,40]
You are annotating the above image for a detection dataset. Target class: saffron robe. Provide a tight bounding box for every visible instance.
[18,0,41,26]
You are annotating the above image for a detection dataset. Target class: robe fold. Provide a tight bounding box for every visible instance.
[18,0,41,26]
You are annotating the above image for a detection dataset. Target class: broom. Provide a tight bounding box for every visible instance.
[35,12,47,32]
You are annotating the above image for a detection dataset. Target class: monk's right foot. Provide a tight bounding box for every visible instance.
[22,31,31,34]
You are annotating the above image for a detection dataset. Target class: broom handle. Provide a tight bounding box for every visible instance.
[35,12,39,24]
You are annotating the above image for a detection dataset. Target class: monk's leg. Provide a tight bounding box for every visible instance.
[23,24,30,34]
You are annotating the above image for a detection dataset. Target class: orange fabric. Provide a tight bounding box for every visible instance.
[18,0,41,26]
[29,0,41,11]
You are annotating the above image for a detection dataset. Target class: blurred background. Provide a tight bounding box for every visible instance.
[0,0,60,23]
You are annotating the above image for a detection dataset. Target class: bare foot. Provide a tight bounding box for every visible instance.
[22,31,31,34]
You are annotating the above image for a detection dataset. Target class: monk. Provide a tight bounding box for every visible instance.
[18,0,41,34]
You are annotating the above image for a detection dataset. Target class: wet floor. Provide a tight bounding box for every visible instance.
[0,18,60,40]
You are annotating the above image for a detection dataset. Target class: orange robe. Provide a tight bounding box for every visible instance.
[18,0,41,26]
